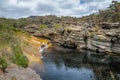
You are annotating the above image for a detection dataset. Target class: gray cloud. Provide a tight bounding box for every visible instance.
[0,0,120,18]
[36,3,58,13]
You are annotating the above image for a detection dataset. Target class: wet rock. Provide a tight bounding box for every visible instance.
[86,53,120,66]
[115,74,120,80]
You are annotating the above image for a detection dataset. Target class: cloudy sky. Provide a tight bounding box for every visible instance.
[0,0,120,18]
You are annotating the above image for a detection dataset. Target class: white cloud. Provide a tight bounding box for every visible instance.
[0,0,120,18]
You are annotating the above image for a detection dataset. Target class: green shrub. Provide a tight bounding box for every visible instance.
[54,23,61,29]
[39,24,48,30]
[12,45,28,68]
[0,57,8,72]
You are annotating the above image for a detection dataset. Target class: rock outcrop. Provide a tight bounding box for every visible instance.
[24,24,39,33]
[100,22,120,29]
[87,29,120,54]
[33,25,120,54]
[0,67,42,80]
[33,29,61,40]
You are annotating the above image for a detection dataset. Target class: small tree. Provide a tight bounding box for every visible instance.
[0,57,8,72]
[109,1,120,22]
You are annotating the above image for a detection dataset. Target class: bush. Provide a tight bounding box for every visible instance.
[39,24,48,30]
[54,23,61,29]
[12,45,28,68]
[0,57,8,72]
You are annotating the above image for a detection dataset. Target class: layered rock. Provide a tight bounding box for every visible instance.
[24,24,39,33]
[33,25,120,54]
[100,22,120,29]
[33,29,61,40]
[53,26,85,49]
[87,29,120,54]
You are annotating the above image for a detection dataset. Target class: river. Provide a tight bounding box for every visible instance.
[31,45,98,80]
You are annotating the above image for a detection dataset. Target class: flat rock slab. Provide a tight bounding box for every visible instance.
[0,67,42,80]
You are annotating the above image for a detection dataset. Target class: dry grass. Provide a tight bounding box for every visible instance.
[17,32,51,66]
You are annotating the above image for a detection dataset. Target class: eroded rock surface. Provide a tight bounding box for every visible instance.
[33,25,120,54]
[24,24,39,33]
[0,67,42,80]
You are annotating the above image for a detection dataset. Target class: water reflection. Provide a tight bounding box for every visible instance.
[31,45,120,80]
[41,62,94,80]
[32,46,95,80]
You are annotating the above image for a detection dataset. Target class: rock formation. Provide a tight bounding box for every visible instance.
[0,67,42,80]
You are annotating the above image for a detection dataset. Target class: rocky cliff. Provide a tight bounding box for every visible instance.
[32,23,120,66]
[33,24,120,54]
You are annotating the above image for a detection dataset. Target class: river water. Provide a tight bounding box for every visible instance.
[31,45,116,80]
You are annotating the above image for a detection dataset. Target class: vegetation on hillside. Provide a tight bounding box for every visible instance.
[0,18,28,72]
[80,1,120,24]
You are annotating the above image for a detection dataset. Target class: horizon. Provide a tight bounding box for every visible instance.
[0,0,120,19]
